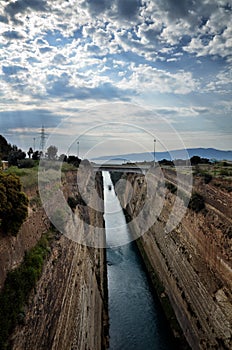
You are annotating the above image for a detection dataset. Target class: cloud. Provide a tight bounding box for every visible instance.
[0,109,63,134]
[116,0,141,20]
[0,15,8,24]
[81,0,110,16]
[2,65,28,76]
[2,30,24,40]
[156,0,194,19]
[0,0,231,155]
[46,73,133,101]
[39,46,53,54]
[4,0,48,23]
[117,64,199,94]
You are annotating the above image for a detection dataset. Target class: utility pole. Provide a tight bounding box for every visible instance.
[77,141,80,158]
[39,126,48,157]
[153,138,156,166]
[33,137,36,151]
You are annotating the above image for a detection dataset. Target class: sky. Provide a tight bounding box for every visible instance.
[0,0,231,158]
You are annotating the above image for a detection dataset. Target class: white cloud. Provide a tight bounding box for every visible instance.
[117,64,199,94]
[0,0,231,154]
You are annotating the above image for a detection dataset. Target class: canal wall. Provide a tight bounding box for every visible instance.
[0,169,108,349]
[113,171,232,350]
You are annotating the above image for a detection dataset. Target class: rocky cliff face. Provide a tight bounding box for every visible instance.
[114,171,232,350]
[0,204,50,290]
[1,170,108,349]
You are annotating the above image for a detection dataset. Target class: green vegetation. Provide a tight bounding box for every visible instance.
[8,148,26,166]
[61,162,77,172]
[202,172,212,184]
[5,165,39,190]
[0,172,28,236]
[188,192,205,213]
[17,159,35,169]
[0,230,53,350]
[165,181,177,194]
[0,135,12,160]
[190,156,210,165]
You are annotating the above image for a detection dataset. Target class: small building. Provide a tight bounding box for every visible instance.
[1,160,9,170]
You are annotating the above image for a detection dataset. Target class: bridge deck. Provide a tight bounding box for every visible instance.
[92,164,151,174]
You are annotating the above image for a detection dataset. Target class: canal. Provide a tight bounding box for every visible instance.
[103,171,175,350]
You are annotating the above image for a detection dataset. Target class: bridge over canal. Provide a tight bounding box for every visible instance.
[92,163,151,174]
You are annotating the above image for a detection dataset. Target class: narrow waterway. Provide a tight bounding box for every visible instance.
[103,171,175,350]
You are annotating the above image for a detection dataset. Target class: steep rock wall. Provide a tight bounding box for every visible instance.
[0,207,50,289]
[114,172,232,350]
[1,170,108,349]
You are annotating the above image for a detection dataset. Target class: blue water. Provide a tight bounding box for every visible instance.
[103,172,175,350]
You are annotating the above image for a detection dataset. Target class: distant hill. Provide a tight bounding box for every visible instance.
[93,148,232,162]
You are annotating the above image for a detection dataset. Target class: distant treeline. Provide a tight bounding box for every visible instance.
[0,135,81,168]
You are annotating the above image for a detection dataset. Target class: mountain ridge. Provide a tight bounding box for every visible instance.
[92,148,232,162]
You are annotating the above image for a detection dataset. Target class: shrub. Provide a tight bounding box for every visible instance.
[188,192,205,212]
[18,159,35,168]
[67,196,78,211]
[219,169,232,176]
[203,173,212,184]
[67,195,86,211]
[165,181,177,194]
[0,173,28,235]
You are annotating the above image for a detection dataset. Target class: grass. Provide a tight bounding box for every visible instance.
[5,166,39,190]
[5,161,76,192]
[194,163,232,179]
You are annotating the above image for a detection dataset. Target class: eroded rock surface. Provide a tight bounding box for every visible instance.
[115,171,232,349]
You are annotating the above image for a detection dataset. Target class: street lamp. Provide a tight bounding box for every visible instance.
[77,141,80,158]
[153,138,156,166]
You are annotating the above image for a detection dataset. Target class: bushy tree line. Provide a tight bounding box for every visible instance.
[0,135,26,166]
[0,173,28,235]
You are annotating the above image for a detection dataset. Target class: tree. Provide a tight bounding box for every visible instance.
[0,135,12,160]
[46,145,58,160]
[190,156,210,165]
[27,147,33,159]
[8,148,26,166]
[190,156,201,165]
[59,154,67,162]
[0,173,28,235]
[67,155,81,167]
[32,150,41,161]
